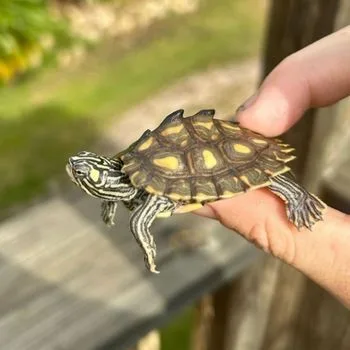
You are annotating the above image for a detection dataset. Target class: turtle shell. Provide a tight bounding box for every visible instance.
[118,109,296,204]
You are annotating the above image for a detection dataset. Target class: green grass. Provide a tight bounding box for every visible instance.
[0,0,266,211]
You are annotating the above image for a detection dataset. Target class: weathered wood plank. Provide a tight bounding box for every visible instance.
[191,294,214,350]
[211,257,282,350]
[0,192,260,350]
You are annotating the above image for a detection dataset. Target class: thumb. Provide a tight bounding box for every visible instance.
[236,26,350,137]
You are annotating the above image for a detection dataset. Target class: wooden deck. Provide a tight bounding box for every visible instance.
[0,189,260,350]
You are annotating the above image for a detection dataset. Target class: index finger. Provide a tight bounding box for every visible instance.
[237,25,350,137]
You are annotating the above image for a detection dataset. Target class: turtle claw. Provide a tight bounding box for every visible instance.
[269,175,327,231]
[145,255,160,274]
[287,194,326,231]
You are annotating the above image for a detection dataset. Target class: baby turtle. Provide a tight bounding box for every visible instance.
[66,109,327,273]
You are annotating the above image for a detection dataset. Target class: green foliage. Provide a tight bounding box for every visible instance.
[0,104,97,209]
[0,0,265,214]
[0,0,74,83]
[161,307,195,350]
[0,0,68,56]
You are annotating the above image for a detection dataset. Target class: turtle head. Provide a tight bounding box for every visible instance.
[66,151,131,200]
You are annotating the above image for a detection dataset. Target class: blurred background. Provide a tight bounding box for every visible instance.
[0,1,268,349]
[1,1,349,350]
[0,0,266,216]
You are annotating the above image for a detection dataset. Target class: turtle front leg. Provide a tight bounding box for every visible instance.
[268,174,327,231]
[130,194,176,273]
[101,200,118,227]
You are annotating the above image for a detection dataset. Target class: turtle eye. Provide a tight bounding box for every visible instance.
[73,164,90,178]
[74,169,86,177]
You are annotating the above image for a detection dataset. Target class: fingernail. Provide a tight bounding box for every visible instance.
[236,92,258,114]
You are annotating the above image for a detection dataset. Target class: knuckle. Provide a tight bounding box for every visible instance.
[247,221,272,254]
[248,217,296,265]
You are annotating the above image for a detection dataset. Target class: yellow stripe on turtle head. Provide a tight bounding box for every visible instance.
[153,156,179,170]
[202,149,217,169]
[233,143,252,154]
[89,168,100,182]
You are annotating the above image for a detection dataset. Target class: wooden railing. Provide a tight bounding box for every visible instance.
[0,187,261,349]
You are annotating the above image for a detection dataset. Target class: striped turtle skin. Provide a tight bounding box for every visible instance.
[66,109,327,274]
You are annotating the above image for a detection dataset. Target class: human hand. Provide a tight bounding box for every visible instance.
[196,26,350,308]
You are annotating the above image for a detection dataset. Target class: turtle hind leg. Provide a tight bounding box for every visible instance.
[130,194,176,273]
[268,174,327,231]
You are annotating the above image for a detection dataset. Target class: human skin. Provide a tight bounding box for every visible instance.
[196,25,350,308]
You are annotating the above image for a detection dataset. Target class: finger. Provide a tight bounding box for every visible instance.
[236,25,350,137]
[196,189,302,262]
[195,192,350,307]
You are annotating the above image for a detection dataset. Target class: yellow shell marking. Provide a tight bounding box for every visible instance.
[202,150,217,169]
[168,192,191,201]
[138,137,154,151]
[221,122,240,130]
[194,121,213,129]
[153,156,179,170]
[89,168,100,182]
[161,124,184,136]
[264,165,290,176]
[195,193,216,201]
[221,190,236,198]
[240,175,251,186]
[233,143,252,154]
[145,185,163,195]
[175,203,203,214]
[252,138,267,145]
[180,140,188,147]
[129,171,140,183]
[273,151,296,162]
